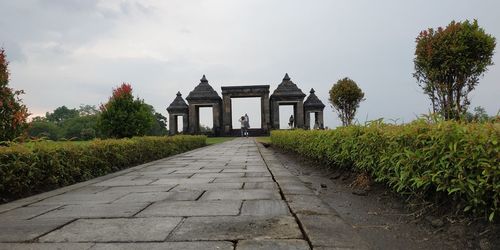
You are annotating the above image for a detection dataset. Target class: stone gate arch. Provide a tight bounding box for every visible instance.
[221,85,270,136]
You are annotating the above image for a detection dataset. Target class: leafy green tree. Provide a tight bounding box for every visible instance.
[62,115,99,139]
[46,106,79,124]
[27,121,61,140]
[465,106,491,122]
[414,20,496,120]
[98,83,154,138]
[80,128,96,140]
[329,77,365,126]
[143,104,168,136]
[0,48,30,141]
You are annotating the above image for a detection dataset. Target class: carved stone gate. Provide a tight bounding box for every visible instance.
[221,85,270,136]
[167,74,325,136]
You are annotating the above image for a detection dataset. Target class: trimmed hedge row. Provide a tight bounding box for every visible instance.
[271,121,499,220]
[0,135,206,202]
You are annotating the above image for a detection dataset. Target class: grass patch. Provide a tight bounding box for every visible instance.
[206,137,236,145]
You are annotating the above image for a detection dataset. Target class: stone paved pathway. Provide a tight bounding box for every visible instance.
[0,138,368,250]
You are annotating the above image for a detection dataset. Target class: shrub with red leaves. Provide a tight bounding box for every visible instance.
[0,48,30,142]
[98,82,154,138]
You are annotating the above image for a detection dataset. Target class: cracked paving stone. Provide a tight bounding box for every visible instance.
[169,216,302,241]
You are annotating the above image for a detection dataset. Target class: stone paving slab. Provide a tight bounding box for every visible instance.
[241,200,290,216]
[151,177,214,185]
[0,218,72,242]
[0,205,62,221]
[35,203,148,219]
[93,185,176,195]
[244,172,272,177]
[90,242,233,250]
[280,182,316,195]
[93,176,156,187]
[173,182,243,191]
[200,189,281,200]
[213,177,274,183]
[40,217,182,242]
[222,169,267,173]
[0,243,94,250]
[136,200,241,217]
[191,172,245,178]
[174,169,222,173]
[112,190,202,203]
[243,182,278,189]
[236,239,310,250]
[296,214,369,249]
[31,193,126,206]
[285,194,338,216]
[169,215,302,241]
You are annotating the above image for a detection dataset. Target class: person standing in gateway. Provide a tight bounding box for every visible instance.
[238,115,248,137]
[244,113,250,136]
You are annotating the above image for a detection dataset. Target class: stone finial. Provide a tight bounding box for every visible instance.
[310,88,315,94]
[201,75,208,82]
[176,91,182,96]
[283,73,291,81]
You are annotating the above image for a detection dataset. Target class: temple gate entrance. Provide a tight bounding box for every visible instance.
[221,85,270,136]
[167,74,325,136]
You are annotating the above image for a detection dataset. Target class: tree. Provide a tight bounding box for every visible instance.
[46,106,79,124]
[61,115,99,139]
[27,121,61,140]
[465,106,491,122]
[0,48,30,141]
[329,77,365,126]
[142,104,167,136]
[98,83,154,138]
[78,104,99,116]
[413,20,496,120]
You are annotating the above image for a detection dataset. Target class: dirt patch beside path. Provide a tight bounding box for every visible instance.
[268,145,499,250]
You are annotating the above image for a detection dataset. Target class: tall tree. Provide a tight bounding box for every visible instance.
[0,48,29,141]
[27,120,61,141]
[98,83,154,138]
[329,77,365,126]
[78,104,99,116]
[413,20,496,120]
[144,104,168,136]
[45,106,79,124]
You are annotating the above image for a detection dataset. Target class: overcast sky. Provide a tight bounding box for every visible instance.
[1,0,499,129]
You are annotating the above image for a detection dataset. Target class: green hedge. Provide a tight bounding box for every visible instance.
[271,121,499,220]
[0,135,206,202]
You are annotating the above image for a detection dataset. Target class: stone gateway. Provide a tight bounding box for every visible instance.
[167,74,325,136]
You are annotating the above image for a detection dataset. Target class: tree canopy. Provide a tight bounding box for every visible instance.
[328,77,365,126]
[46,106,79,124]
[413,19,496,120]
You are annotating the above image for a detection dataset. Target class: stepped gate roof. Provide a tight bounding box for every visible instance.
[186,75,221,101]
[304,88,325,110]
[167,91,188,112]
[270,73,306,100]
